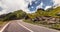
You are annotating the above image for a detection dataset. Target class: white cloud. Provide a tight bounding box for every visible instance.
[45,6,51,10]
[53,0,60,6]
[0,0,30,15]
[0,0,37,15]
[0,1,2,6]
[0,0,60,15]
[37,2,43,9]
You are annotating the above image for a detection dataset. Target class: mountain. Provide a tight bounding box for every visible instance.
[0,10,26,21]
[36,6,60,17]
[0,6,60,21]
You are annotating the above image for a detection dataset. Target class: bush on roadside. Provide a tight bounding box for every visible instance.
[50,24,60,30]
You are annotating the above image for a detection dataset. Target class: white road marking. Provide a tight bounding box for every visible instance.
[17,22,34,32]
[18,20,60,32]
[0,22,10,32]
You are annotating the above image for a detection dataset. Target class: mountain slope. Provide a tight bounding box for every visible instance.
[0,6,60,21]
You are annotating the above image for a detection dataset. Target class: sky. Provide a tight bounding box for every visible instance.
[0,0,60,15]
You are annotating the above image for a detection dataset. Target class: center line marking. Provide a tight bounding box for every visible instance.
[17,21,33,32]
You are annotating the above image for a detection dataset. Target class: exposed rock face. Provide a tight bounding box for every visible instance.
[31,16,60,24]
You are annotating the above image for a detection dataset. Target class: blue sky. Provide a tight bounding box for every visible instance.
[28,0,54,11]
[0,7,3,11]
[0,0,60,15]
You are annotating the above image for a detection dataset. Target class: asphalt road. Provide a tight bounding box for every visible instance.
[3,20,60,32]
[3,20,30,32]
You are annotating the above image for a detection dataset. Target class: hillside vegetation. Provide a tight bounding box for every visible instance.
[0,6,60,30]
[0,6,60,21]
[0,10,26,21]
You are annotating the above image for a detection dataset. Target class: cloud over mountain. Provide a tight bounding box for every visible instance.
[0,0,60,15]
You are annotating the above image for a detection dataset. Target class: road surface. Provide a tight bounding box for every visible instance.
[3,20,60,32]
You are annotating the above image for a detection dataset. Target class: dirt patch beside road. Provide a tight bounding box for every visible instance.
[0,21,8,30]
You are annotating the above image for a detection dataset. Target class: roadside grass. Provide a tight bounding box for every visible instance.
[23,19,40,25]
[23,19,60,31]
[50,24,60,30]
[0,21,8,30]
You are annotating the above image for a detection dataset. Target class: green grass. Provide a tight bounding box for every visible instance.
[23,19,60,30]
[50,24,60,30]
[23,19,41,25]
[0,21,7,26]
[0,21,8,30]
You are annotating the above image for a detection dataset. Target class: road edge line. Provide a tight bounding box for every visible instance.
[0,22,10,32]
[17,22,33,32]
[20,20,60,32]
